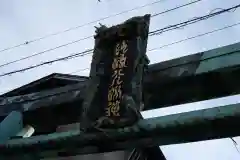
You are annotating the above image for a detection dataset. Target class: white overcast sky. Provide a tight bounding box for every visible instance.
[0,0,240,159]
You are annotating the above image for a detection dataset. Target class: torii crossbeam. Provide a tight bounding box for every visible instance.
[1,102,240,159]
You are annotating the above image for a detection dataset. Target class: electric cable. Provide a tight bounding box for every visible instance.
[0,0,168,53]
[0,2,237,69]
[1,21,239,77]
[149,3,240,36]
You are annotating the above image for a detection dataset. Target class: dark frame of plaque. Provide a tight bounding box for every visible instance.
[80,14,151,131]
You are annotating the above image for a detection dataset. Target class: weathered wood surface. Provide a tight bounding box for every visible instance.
[80,14,151,130]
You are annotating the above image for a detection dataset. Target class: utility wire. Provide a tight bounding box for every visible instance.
[148,22,240,52]
[0,2,237,69]
[68,67,90,74]
[1,22,240,105]
[69,21,240,74]
[0,0,168,53]
[230,137,240,155]
[0,35,93,69]
[149,3,240,36]
[0,0,201,67]
[1,21,240,77]
[151,0,201,18]
[0,0,201,56]
[0,49,93,77]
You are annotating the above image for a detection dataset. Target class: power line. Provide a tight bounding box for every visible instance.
[151,0,201,18]
[0,2,237,69]
[68,68,90,74]
[1,21,239,77]
[148,22,240,52]
[0,0,201,66]
[149,3,240,36]
[230,137,240,157]
[0,35,93,68]
[1,28,240,105]
[69,67,89,74]
[69,21,240,74]
[0,0,167,54]
[0,49,93,77]
[0,0,201,55]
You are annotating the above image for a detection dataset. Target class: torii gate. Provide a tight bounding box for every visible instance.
[0,14,240,159]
